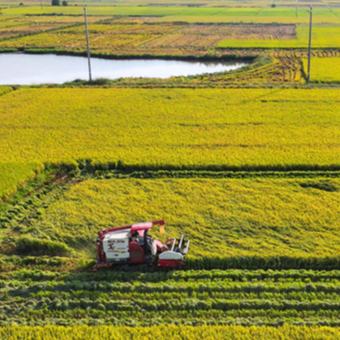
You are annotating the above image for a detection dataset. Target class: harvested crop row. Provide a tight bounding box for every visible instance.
[0,268,339,326]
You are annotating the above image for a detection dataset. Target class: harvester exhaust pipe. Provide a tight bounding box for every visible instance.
[182,240,190,255]
[178,234,184,249]
[171,238,176,251]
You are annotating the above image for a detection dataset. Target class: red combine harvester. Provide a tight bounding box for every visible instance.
[95,220,189,269]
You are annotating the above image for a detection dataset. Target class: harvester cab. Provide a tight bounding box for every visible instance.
[95,220,189,270]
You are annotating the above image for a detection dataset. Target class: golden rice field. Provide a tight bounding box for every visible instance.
[0,1,339,336]
[2,6,340,25]
[18,177,340,260]
[0,163,40,199]
[0,87,339,197]
[1,325,339,340]
[0,15,106,41]
[0,5,338,84]
[0,16,81,40]
[0,87,338,166]
[303,57,340,83]
[0,17,339,57]
[1,0,337,7]
[0,21,298,56]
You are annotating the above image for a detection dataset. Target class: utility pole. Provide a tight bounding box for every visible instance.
[83,6,92,82]
[295,0,298,17]
[307,5,313,83]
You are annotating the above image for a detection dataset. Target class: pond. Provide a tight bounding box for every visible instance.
[0,53,247,85]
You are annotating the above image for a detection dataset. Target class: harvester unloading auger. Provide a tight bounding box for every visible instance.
[95,220,190,269]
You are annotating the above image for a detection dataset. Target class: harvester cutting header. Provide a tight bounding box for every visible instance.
[95,220,190,269]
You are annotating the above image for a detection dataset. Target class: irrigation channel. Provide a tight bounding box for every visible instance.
[0,53,247,85]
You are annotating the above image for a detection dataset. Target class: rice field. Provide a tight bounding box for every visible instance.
[0,163,40,199]
[0,4,338,84]
[303,57,340,83]
[3,176,339,261]
[2,6,340,25]
[218,24,340,49]
[0,1,339,338]
[0,16,339,56]
[0,87,339,198]
[1,325,339,340]
[0,21,300,56]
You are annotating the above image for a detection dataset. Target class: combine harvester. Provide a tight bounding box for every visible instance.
[95,220,190,269]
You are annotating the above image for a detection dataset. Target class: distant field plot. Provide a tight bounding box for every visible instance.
[2,6,340,24]
[218,24,340,49]
[0,22,299,56]
[0,22,184,55]
[303,57,340,83]
[0,18,71,40]
[0,17,338,58]
[0,6,338,56]
[0,0,336,7]
[0,15,109,41]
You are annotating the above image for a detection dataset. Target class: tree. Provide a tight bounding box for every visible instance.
[51,0,60,6]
